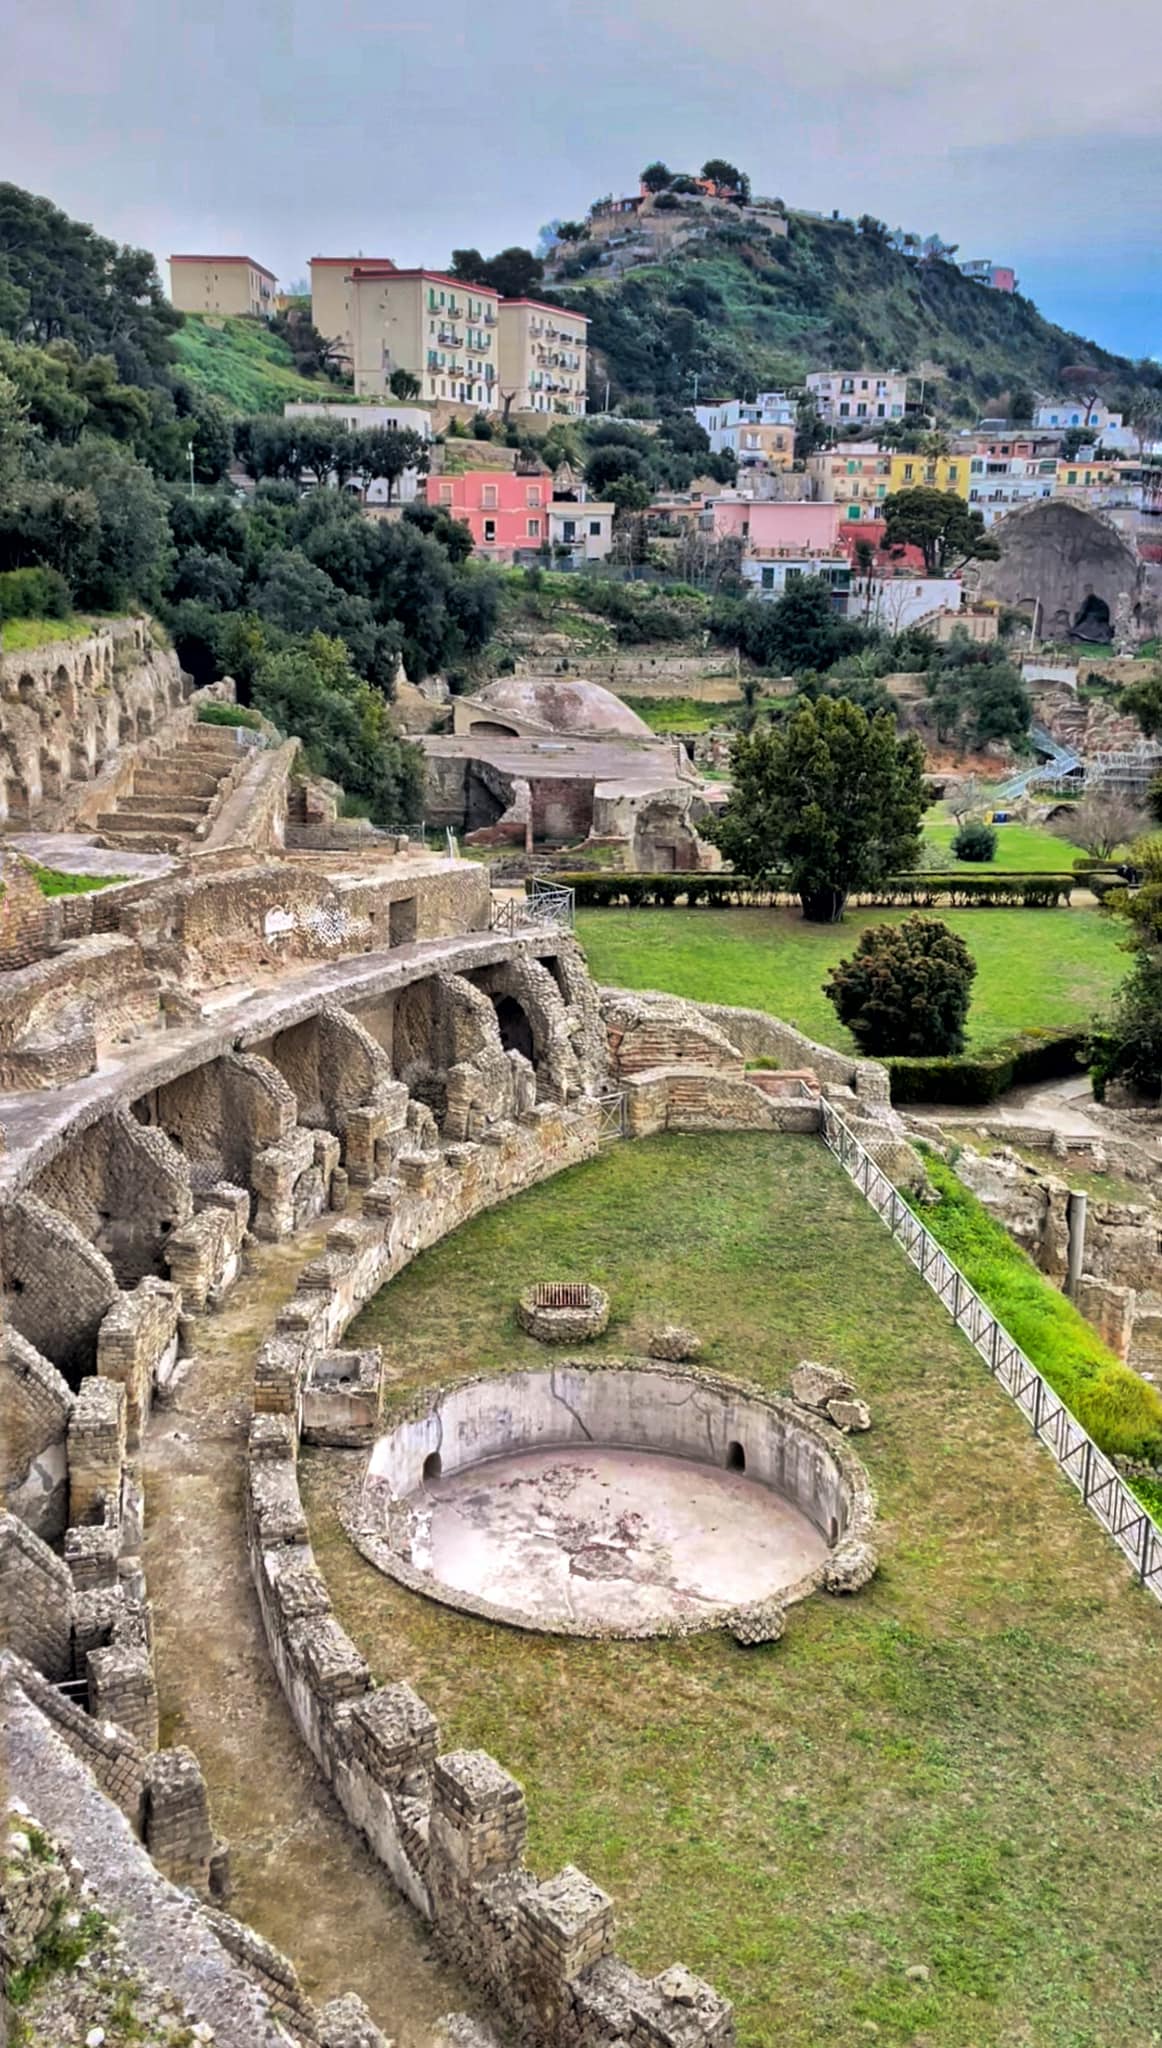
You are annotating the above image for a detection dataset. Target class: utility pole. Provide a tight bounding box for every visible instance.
[187,440,196,499]
[603,379,610,413]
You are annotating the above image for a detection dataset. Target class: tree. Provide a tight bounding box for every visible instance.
[1059,425,1090,462]
[388,367,422,401]
[1121,668,1162,739]
[0,182,179,384]
[881,487,999,575]
[925,654,1031,753]
[707,695,929,921]
[824,916,977,1055]
[1091,835,1162,1096]
[250,631,422,830]
[710,577,862,674]
[1048,791,1146,860]
[347,425,428,503]
[640,162,674,193]
[1008,382,1034,424]
[1128,387,1162,456]
[450,246,543,299]
[947,774,983,823]
[700,159,746,194]
[33,440,172,606]
[952,819,996,861]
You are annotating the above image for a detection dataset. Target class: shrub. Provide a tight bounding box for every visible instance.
[0,565,71,622]
[886,1029,1086,1104]
[952,819,997,862]
[913,1154,1162,1465]
[557,871,1074,908]
[824,915,976,1056]
[197,700,261,729]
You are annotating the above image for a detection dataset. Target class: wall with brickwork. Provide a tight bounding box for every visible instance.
[1,1329,74,1539]
[3,1193,120,1382]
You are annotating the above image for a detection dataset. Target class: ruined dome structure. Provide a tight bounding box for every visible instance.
[453,674,656,742]
[969,499,1162,647]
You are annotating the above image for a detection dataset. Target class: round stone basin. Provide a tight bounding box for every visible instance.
[348,1364,874,1639]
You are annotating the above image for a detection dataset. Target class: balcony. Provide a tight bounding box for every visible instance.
[437,327,462,346]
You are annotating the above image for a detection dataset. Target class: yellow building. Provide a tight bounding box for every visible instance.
[497,301,589,416]
[347,267,501,405]
[806,444,893,523]
[737,420,793,471]
[169,255,277,318]
[309,255,395,370]
[887,452,970,498]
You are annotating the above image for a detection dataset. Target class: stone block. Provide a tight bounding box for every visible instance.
[519,1864,615,1980]
[64,1519,120,1591]
[825,1397,871,1433]
[249,1412,296,1464]
[144,1745,216,1894]
[289,1614,371,1705]
[67,1374,127,1526]
[318,1993,392,2048]
[97,1277,180,1446]
[348,1682,439,1788]
[87,1641,159,1750]
[431,1750,528,1881]
[789,1361,855,1412]
[302,1347,383,1448]
[248,1460,309,1548]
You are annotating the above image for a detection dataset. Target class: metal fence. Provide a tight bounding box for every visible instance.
[596,1090,626,1144]
[819,1098,1162,1601]
[489,881,576,939]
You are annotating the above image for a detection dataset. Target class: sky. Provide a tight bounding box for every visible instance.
[6,0,1161,359]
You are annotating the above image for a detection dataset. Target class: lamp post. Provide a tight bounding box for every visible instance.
[187,440,196,498]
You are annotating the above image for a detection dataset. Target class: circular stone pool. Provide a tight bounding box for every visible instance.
[346,1363,875,1639]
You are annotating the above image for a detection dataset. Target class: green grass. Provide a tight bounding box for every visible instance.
[576,905,1124,1056]
[302,1134,1162,2048]
[621,695,737,734]
[921,811,1074,873]
[0,613,107,653]
[197,701,261,730]
[171,314,350,413]
[914,1152,1162,1462]
[32,865,125,898]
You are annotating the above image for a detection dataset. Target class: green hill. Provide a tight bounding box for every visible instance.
[171,314,349,414]
[554,213,1156,417]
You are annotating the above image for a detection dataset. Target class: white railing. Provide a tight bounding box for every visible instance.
[489,881,576,938]
[819,1099,1162,1600]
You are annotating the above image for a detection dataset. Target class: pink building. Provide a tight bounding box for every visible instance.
[428,470,551,559]
[708,498,841,553]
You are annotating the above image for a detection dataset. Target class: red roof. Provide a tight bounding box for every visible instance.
[311,255,395,268]
[170,254,277,282]
[502,298,589,323]
[350,266,501,297]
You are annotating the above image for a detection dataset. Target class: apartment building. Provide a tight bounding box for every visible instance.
[887,451,970,498]
[693,394,795,469]
[498,301,589,416]
[960,260,1017,292]
[309,256,395,368]
[806,370,908,423]
[968,450,1057,524]
[283,400,432,502]
[427,470,553,557]
[807,444,894,521]
[347,268,501,405]
[169,255,277,317]
[546,499,615,561]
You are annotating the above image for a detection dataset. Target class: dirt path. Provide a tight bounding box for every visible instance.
[140,1226,479,2046]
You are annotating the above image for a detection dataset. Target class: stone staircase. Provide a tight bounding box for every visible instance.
[95,726,254,853]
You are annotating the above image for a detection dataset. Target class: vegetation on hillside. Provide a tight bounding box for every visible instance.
[553,213,1162,417]
[171,314,350,414]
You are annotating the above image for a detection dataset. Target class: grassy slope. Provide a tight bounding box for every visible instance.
[303,1134,1162,2048]
[0,614,109,652]
[557,215,1143,414]
[575,905,1123,1054]
[920,815,1078,872]
[171,314,347,414]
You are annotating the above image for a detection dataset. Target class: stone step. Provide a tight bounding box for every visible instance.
[96,810,203,837]
[133,769,223,799]
[116,793,214,817]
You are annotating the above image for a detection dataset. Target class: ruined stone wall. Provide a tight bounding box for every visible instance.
[1,1330,74,1541]
[32,1108,193,1286]
[0,618,190,829]
[969,500,1157,645]
[3,1194,120,1382]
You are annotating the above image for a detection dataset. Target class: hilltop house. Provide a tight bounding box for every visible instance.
[805,371,908,424]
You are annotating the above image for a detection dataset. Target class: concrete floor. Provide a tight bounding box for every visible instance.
[406,1448,827,1633]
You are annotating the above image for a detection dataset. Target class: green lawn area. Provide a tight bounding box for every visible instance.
[576,905,1123,1055]
[302,1135,1162,2048]
[171,313,349,412]
[920,810,1073,872]
[622,695,739,734]
[0,614,108,653]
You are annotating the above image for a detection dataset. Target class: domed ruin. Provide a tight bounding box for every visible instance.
[453,674,655,741]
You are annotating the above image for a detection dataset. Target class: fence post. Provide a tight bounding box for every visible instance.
[1082,1440,1093,1502]
[1032,1376,1044,1438]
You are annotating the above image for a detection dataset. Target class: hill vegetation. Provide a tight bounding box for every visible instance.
[171,314,343,413]
[553,211,1162,417]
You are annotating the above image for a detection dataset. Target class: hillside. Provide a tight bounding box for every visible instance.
[554,212,1155,416]
[171,313,350,413]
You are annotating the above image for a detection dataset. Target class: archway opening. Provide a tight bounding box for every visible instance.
[726,1440,746,1473]
[492,994,536,1065]
[1072,594,1111,643]
[423,1450,443,1482]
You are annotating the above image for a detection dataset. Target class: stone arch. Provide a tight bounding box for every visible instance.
[17,672,37,704]
[38,749,64,804]
[1073,593,1111,642]
[82,653,93,685]
[491,993,536,1064]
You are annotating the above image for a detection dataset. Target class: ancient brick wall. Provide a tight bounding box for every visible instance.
[3,1194,120,1383]
[1,1330,74,1540]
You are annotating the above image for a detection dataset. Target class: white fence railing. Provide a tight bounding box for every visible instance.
[489,882,576,938]
[819,1099,1162,1601]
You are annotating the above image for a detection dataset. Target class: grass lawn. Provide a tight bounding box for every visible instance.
[0,614,107,653]
[622,695,739,734]
[171,313,348,413]
[920,810,1075,872]
[302,1135,1162,2048]
[575,905,1124,1055]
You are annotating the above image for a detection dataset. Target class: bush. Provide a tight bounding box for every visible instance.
[557,870,1074,908]
[886,1029,1087,1104]
[0,565,71,622]
[197,700,261,729]
[824,916,976,1056]
[952,820,997,862]
[913,1154,1162,1464]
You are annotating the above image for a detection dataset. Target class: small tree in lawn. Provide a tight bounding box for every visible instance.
[708,695,929,921]
[1049,791,1146,860]
[824,916,977,1056]
[951,818,997,862]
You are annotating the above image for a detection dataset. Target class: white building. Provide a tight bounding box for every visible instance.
[740,555,852,606]
[968,451,1057,525]
[547,498,615,563]
[1031,400,1151,453]
[692,391,796,456]
[283,401,432,503]
[846,575,964,628]
[806,370,908,424]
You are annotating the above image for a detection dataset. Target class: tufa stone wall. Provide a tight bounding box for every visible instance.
[1,1329,74,1541]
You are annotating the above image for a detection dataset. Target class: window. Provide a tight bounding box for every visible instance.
[903,462,914,481]
[561,520,576,542]
[483,518,496,541]
[483,484,498,508]
[589,520,601,536]
[760,566,775,590]
[526,486,541,506]
[527,518,541,537]
[847,504,862,520]
[948,465,958,483]
[439,484,453,505]
[1068,470,1078,486]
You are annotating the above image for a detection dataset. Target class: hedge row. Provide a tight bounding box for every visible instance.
[913,1153,1162,1466]
[551,871,1076,909]
[886,1029,1088,1105]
